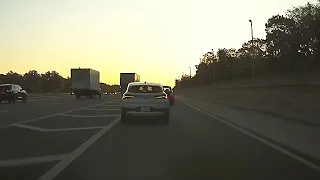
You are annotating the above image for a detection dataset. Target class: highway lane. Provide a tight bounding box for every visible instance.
[0,96,320,180]
[52,100,320,180]
[0,95,121,180]
[0,95,120,127]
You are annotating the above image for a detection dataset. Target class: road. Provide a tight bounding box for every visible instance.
[0,94,319,180]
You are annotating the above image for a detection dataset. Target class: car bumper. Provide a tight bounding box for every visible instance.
[0,93,13,100]
[121,101,169,117]
[122,101,169,109]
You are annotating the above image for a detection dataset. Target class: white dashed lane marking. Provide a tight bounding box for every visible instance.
[51,103,61,105]
[0,99,118,129]
[13,124,107,132]
[85,108,120,111]
[98,104,121,107]
[58,114,119,118]
[0,154,68,167]
[38,117,120,180]
[0,110,8,113]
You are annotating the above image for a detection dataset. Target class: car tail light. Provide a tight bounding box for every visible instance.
[155,94,168,99]
[6,89,12,93]
[122,94,135,99]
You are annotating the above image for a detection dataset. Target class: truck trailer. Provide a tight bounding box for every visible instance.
[120,73,140,94]
[71,68,102,99]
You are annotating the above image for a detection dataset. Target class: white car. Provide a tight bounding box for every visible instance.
[121,82,170,123]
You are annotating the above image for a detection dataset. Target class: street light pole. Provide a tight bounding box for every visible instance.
[249,19,255,78]
[210,49,216,82]
[189,67,191,78]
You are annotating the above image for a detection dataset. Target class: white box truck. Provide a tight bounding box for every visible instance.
[71,68,102,99]
[120,73,140,94]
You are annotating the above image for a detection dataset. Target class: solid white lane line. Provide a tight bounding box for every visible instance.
[28,97,71,101]
[178,99,320,173]
[47,126,107,132]
[85,108,120,111]
[98,104,120,107]
[0,99,119,129]
[13,124,106,132]
[13,124,48,132]
[58,114,119,118]
[0,110,8,113]
[0,154,68,167]
[38,117,120,180]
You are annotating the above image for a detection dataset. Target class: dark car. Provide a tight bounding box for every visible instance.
[0,84,28,103]
[163,85,174,106]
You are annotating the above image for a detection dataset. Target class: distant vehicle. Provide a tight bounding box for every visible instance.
[71,68,102,99]
[163,86,174,106]
[69,87,74,95]
[120,73,140,94]
[0,84,28,103]
[121,82,170,124]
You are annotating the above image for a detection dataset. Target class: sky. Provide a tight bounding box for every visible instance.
[0,0,317,86]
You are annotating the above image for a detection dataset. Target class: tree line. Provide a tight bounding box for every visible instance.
[0,70,120,93]
[176,1,320,88]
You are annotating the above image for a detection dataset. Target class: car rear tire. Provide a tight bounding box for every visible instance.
[22,95,27,103]
[12,95,17,103]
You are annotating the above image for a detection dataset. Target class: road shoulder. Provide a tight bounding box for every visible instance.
[176,94,320,170]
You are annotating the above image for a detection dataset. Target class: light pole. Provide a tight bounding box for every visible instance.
[189,67,191,78]
[249,19,255,78]
[208,49,215,82]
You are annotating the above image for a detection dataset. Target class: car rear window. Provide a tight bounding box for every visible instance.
[0,85,11,91]
[164,87,171,91]
[128,85,162,93]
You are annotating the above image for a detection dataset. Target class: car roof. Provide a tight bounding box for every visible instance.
[128,82,163,87]
[0,84,15,86]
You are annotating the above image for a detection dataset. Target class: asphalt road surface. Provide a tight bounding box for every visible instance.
[0,94,319,180]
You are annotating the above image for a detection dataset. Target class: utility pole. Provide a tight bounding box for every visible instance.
[249,19,255,78]
[211,49,215,82]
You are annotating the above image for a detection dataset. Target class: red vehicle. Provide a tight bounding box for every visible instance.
[163,86,174,106]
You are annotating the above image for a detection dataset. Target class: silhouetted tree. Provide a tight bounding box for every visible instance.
[0,70,112,93]
[23,70,42,92]
[176,1,320,89]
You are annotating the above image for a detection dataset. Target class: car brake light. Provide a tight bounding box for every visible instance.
[122,95,135,99]
[155,94,168,99]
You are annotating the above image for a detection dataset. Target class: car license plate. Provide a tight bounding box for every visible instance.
[140,107,150,112]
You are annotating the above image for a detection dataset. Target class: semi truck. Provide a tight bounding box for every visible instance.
[120,73,140,94]
[71,68,102,99]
